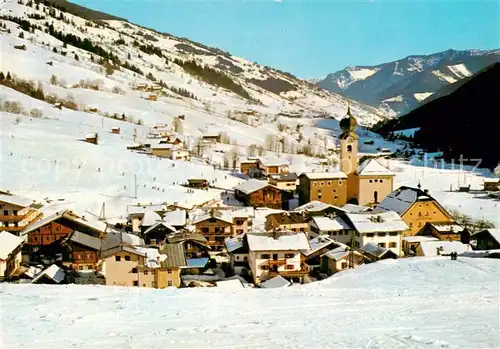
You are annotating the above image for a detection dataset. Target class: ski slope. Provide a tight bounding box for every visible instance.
[1,257,498,348]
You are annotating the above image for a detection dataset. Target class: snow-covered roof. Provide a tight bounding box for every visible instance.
[259,275,291,288]
[375,186,436,216]
[0,194,34,208]
[225,234,246,253]
[216,279,244,289]
[247,232,310,251]
[31,264,65,284]
[0,231,24,260]
[259,158,289,167]
[234,179,272,195]
[357,158,394,176]
[143,221,177,236]
[302,235,336,256]
[345,211,409,234]
[342,203,371,213]
[269,173,298,181]
[428,222,464,233]
[134,247,167,268]
[360,243,393,258]
[191,210,233,225]
[473,228,500,245]
[419,241,472,257]
[321,247,350,261]
[141,209,162,227]
[163,210,187,227]
[402,236,439,243]
[295,201,341,213]
[68,231,102,250]
[311,216,351,232]
[151,143,175,150]
[22,210,106,235]
[101,232,144,251]
[300,172,347,180]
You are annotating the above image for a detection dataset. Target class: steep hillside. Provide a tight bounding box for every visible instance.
[373,63,500,170]
[0,0,386,125]
[317,49,500,115]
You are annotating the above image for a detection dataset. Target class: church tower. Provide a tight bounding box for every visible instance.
[339,104,359,203]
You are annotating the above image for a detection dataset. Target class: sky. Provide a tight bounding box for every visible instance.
[73,0,499,78]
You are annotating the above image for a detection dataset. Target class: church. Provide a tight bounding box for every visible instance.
[299,107,395,208]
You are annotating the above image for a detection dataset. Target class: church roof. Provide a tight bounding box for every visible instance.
[340,105,358,135]
[357,158,394,176]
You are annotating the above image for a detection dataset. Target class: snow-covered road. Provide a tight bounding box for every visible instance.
[1,257,498,348]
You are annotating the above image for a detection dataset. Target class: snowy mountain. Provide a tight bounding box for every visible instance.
[2,257,499,348]
[0,0,387,125]
[317,49,500,115]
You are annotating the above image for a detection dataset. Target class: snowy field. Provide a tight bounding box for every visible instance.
[1,257,499,348]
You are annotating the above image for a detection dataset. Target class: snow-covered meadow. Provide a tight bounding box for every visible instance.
[1,257,498,348]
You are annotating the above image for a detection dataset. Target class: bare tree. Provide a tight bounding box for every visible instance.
[172,117,184,133]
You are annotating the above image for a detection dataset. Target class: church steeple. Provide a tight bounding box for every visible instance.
[340,103,358,139]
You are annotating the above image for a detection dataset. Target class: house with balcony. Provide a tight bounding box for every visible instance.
[191,209,245,251]
[166,230,211,259]
[344,211,409,257]
[225,233,249,275]
[308,215,354,244]
[265,212,309,235]
[258,157,289,177]
[247,231,310,284]
[234,179,286,210]
[0,194,42,235]
[61,231,102,272]
[0,231,24,280]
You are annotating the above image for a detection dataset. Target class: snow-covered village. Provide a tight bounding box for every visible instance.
[0,0,499,348]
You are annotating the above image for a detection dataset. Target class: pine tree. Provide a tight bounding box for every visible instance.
[6,72,11,80]
[0,72,4,80]
[63,42,67,48]
[74,53,79,61]
[18,31,24,39]
[53,47,57,53]
[127,52,131,60]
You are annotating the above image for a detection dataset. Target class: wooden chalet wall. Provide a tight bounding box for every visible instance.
[28,221,72,246]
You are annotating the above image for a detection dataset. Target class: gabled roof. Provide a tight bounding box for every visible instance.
[167,231,207,245]
[160,243,187,268]
[269,173,298,181]
[163,210,187,227]
[143,221,177,236]
[68,231,102,250]
[216,279,244,289]
[295,201,342,213]
[344,211,409,234]
[427,222,464,233]
[321,246,355,261]
[300,172,347,180]
[357,158,394,176]
[22,210,106,236]
[473,229,500,245]
[127,204,167,216]
[342,203,372,213]
[101,232,144,252]
[259,157,289,167]
[310,216,352,231]
[0,194,34,208]
[247,232,310,251]
[31,265,65,284]
[191,210,233,225]
[301,235,337,257]
[419,241,472,257]
[360,243,393,258]
[374,186,449,217]
[267,212,308,225]
[225,233,247,254]
[234,179,277,195]
[0,231,24,260]
[259,275,291,288]
[141,209,162,227]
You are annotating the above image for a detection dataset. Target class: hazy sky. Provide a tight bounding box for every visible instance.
[73,0,499,78]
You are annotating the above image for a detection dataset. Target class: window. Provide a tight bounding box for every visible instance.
[313,182,317,187]
[261,253,270,259]
[330,231,337,236]
[380,180,383,183]
[3,210,7,215]
[409,223,413,228]
[341,262,348,269]
[285,253,294,259]
[235,220,244,225]
[152,281,157,288]
[327,181,331,186]
[244,256,247,261]
[132,268,138,274]
[167,280,173,287]
[125,255,131,261]
[286,265,294,270]
[374,179,378,183]
[13,210,18,215]
[236,255,240,261]
[261,265,269,270]
[366,233,375,238]
[78,265,83,270]
[334,196,338,199]
[389,232,398,236]
[378,232,386,237]
[369,180,373,183]
[202,227,209,233]
[347,145,352,152]
[214,227,221,234]
[87,265,93,270]
[378,243,386,248]
[115,256,121,262]
[374,191,379,203]
[321,182,324,186]
[144,270,149,275]
[167,269,172,274]
[299,228,305,232]
[338,180,342,185]
[133,281,138,286]
[389,242,397,248]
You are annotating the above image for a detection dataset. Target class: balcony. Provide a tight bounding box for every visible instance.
[268,265,309,278]
[266,259,287,267]
[0,214,27,222]
[0,226,25,232]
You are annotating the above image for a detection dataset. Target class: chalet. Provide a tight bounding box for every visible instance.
[142,221,177,246]
[265,212,309,234]
[267,173,298,191]
[31,264,65,284]
[163,134,185,147]
[140,209,162,233]
[416,241,472,257]
[402,236,439,256]
[344,211,409,256]
[359,242,399,262]
[166,231,211,259]
[0,194,41,235]
[101,242,186,288]
[0,231,24,280]
[127,204,167,233]
[247,231,310,284]
[240,158,259,176]
[151,143,174,157]
[234,179,285,210]
[163,210,188,230]
[225,233,249,275]
[472,229,500,250]
[202,133,220,144]
[320,245,364,275]
[170,148,190,161]
[294,200,344,217]
[62,231,102,272]
[483,179,499,191]
[298,172,348,207]
[23,210,106,264]
[187,178,210,189]
[375,186,455,236]
[308,215,354,244]
[111,127,120,134]
[258,158,289,176]
[191,210,237,251]
[135,83,148,91]
[147,94,158,101]
[85,133,98,145]
[301,235,338,265]
[424,222,467,242]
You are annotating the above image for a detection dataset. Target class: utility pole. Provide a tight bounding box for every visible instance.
[349,230,356,268]
[134,174,137,199]
[99,202,106,221]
